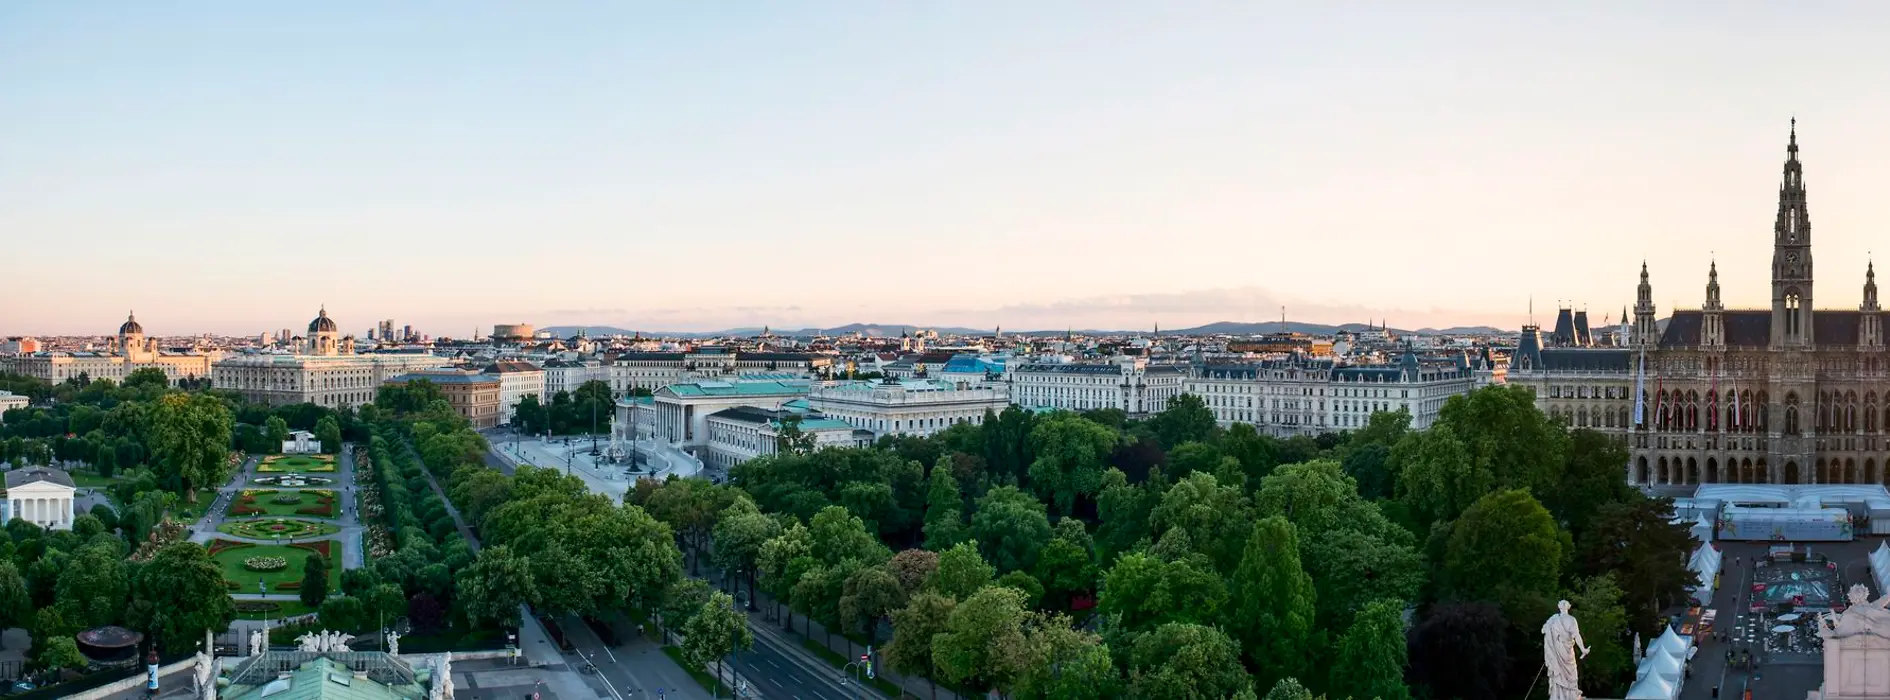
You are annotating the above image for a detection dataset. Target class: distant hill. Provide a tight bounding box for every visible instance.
[541,323,990,339]
[544,320,1508,339]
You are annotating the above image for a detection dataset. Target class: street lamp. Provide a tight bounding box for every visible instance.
[841,661,867,700]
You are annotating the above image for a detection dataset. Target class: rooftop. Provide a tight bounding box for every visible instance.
[661,380,810,399]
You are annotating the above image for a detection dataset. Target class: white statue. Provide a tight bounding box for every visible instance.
[249,630,264,657]
[295,630,355,653]
[430,653,454,700]
[1542,600,1590,700]
[386,630,401,657]
[1822,584,1890,639]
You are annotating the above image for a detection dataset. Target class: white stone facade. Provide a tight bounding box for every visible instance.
[2,469,77,530]
[214,352,447,408]
[1187,354,1479,437]
[482,361,545,426]
[805,379,1010,438]
[1009,357,1187,416]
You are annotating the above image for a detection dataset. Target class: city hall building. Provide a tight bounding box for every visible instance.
[1511,124,1890,487]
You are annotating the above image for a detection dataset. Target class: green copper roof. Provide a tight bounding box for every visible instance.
[663,380,809,398]
[224,658,425,700]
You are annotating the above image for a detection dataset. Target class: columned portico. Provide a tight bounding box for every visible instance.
[3,468,78,531]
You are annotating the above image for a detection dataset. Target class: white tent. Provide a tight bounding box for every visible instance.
[1689,544,1723,602]
[1624,671,1680,700]
[1873,542,1890,597]
[1638,647,1685,682]
[1653,626,1693,658]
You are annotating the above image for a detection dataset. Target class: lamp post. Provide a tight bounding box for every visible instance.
[841,661,866,700]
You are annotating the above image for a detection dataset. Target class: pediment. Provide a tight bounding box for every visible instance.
[4,482,74,496]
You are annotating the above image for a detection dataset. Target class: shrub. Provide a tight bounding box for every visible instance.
[236,601,281,614]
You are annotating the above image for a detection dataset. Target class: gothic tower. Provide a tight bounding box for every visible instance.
[1634,262,1658,348]
[1864,262,1882,347]
[1703,260,1725,348]
[1771,120,1814,347]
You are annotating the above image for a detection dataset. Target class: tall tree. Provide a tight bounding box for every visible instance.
[299,553,331,609]
[1443,489,1566,628]
[1409,601,1510,700]
[125,542,237,654]
[1026,413,1119,515]
[1303,527,1424,630]
[929,542,996,601]
[1330,599,1412,700]
[1011,612,1120,700]
[981,406,1038,483]
[923,465,970,550]
[932,585,1031,695]
[1576,493,1697,633]
[886,591,956,697]
[712,496,783,609]
[1096,552,1225,632]
[1227,516,1316,692]
[1263,678,1314,700]
[148,392,234,501]
[55,544,129,628]
[681,592,753,688]
[1390,424,1486,530]
[1553,428,1637,538]
[1432,385,1568,495]
[1094,469,1156,565]
[313,415,342,454]
[1147,394,1217,449]
[970,486,1053,573]
[1126,622,1256,699]
[1149,472,1251,573]
[1033,519,1098,612]
[263,415,291,453]
[1568,574,1633,697]
[0,561,31,645]
[839,565,906,645]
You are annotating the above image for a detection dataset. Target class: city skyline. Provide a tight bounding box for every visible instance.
[10,4,1890,334]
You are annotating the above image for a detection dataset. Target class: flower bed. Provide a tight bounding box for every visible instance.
[236,601,281,614]
[218,518,340,540]
[258,454,338,473]
[244,556,289,572]
[254,475,332,487]
[208,540,252,556]
[210,540,341,592]
[292,540,333,559]
[226,489,338,519]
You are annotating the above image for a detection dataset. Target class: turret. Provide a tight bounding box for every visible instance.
[1703,260,1725,348]
[1863,262,1882,347]
[1634,262,1659,348]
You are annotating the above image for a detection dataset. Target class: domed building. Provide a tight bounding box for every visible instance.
[214,306,448,409]
[306,306,340,356]
[0,312,218,386]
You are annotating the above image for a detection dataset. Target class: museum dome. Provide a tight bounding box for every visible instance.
[308,306,337,333]
[118,311,143,335]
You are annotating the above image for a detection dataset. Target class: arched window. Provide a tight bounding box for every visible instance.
[1785,393,1800,435]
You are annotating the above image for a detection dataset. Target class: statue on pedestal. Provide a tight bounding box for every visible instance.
[386,630,401,657]
[249,630,264,657]
[1542,600,1590,700]
[1824,584,1890,638]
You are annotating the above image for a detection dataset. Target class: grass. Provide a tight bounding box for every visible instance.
[661,645,735,697]
[800,638,905,697]
[227,489,338,519]
[219,518,341,539]
[233,598,316,620]
[67,470,127,488]
[258,454,338,473]
[209,540,342,593]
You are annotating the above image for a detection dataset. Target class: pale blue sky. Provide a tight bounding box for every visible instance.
[8,3,1890,335]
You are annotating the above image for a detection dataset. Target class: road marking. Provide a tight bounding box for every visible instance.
[767,658,782,669]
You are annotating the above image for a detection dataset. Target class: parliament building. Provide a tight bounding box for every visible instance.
[1510,123,1890,487]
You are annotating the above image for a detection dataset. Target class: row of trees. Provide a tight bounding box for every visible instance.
[510,380,617,436]
[663,386,1697,699]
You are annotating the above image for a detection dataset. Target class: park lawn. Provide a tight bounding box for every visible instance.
[258,454,338,473]
[227,489,338,519]
[219,518,341,539]
[67,470,127,488]
[210,540,343,593]
[233,598,317,621]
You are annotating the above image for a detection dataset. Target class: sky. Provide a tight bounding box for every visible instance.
[9,3,1890,336]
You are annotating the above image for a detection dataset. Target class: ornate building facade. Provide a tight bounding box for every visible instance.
[1511,123,1890,487]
